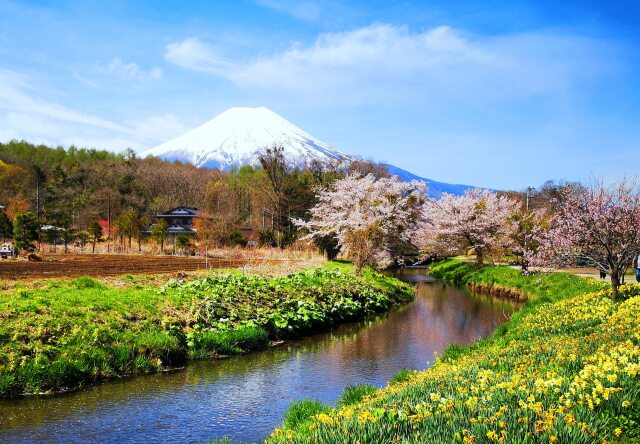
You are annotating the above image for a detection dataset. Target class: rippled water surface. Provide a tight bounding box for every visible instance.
[0,269,517,443]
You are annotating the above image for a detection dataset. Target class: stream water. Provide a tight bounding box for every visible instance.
[0,268,517,443]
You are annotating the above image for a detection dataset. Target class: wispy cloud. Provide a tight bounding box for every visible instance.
[94,58,163,80]
[0,69,185,151]
[164,24,618,105]
[165,38,239,76]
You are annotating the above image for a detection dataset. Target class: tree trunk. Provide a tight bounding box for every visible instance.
[475,248,484,266]
[92,239,96,253]
[611,272,620,303]
[520,257,529,275]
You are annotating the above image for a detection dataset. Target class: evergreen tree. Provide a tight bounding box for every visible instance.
[150,219,169,252]
[87,221,103,253]
[13,212,39,252]
[0,212,12,243]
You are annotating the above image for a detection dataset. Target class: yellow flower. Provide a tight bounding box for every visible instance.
[316,413,333,425]
[486,430,498,441]
[614,428,622,437]
[550,436,558,443]
[622,400,631,408]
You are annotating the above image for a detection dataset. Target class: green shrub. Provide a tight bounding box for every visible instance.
[389,368,416,384]
[282,399,329,430]
[188,327,269,358]
[337,384,378,407]
[71,276,103,289]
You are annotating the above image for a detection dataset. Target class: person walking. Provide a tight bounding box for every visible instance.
[634,254,640,283]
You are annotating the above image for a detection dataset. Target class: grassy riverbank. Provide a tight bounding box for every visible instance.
[0,263,413,398]
[268,260,640,443]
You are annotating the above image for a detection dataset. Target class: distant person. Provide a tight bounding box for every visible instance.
[635,254,640,283]
[599,267,607,280]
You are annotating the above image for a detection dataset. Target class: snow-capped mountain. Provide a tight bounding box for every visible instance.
[142,106,475,197]
[142,106,355,169]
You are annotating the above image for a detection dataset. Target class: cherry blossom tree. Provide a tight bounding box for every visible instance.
[417,189,518,265]
[532,180,640,301]
[509,205,549,273]
[296,174,426,274]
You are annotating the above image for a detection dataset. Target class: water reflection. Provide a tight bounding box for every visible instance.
[0,271,516,444]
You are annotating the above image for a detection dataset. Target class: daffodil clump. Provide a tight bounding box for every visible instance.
[268,268,640,444]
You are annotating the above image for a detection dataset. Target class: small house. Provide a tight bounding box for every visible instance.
[155,207,199,243]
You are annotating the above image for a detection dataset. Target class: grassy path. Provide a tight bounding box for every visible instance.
[0,262,413,398]
[267,260,640,443]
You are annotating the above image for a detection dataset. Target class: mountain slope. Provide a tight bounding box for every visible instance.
[142,107,355,169]
[384,164,474,198]
[142,106,476,197]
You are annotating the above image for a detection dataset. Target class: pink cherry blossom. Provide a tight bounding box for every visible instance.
[532,179,640,301]
[295,174,425,273]
[417,189,518,265]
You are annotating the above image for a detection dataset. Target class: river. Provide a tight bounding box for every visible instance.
[0,268,517,443]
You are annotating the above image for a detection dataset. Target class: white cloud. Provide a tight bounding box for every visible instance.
[164,24,616,105]
[0,69,185,152]
[0,69,131,133]
[164,38,238,76]
[95,58,163,80]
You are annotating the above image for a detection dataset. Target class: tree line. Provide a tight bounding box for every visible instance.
[0,140,387,253]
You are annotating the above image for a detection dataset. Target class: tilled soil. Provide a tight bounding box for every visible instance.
[0,254,248,280]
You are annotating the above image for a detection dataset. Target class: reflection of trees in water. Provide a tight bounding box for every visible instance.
[324,281,514,374]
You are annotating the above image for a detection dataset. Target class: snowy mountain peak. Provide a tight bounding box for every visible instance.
[142,107,355,169]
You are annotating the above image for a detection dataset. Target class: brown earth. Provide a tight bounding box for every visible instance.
[0,254,249,280]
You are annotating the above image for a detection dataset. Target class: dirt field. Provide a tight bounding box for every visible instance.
[0,254,251,280]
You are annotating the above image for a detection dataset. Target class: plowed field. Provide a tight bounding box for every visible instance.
[0,254,248,280]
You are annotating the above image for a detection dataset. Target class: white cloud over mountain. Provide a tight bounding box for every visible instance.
[164,24,616,105]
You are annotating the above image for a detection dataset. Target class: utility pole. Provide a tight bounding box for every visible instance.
[522,186,535,275]
[107,194,111,253]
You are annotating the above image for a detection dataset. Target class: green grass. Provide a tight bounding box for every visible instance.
[0,263,413,398]
[337,384,379,407]
[282,399,331,430]
[428,259,607,302]
[267,260,640,443]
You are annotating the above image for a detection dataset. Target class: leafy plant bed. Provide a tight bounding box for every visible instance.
[0,264,413,398]
[267,261,640,443]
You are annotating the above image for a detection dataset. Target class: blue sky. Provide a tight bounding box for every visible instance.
[1,0,639,189]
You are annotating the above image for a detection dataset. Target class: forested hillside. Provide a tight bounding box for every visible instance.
[0,140,382,250]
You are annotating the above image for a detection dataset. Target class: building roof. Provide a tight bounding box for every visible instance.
[41,224,65,232]
[157,207,199,217]
[167,224,197,234]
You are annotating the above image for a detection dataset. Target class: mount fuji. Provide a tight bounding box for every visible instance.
[142,107,355,169]
[142,107,474,198]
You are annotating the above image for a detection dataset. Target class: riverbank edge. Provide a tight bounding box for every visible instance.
[266,259,640,443]
[0,262,414,398]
